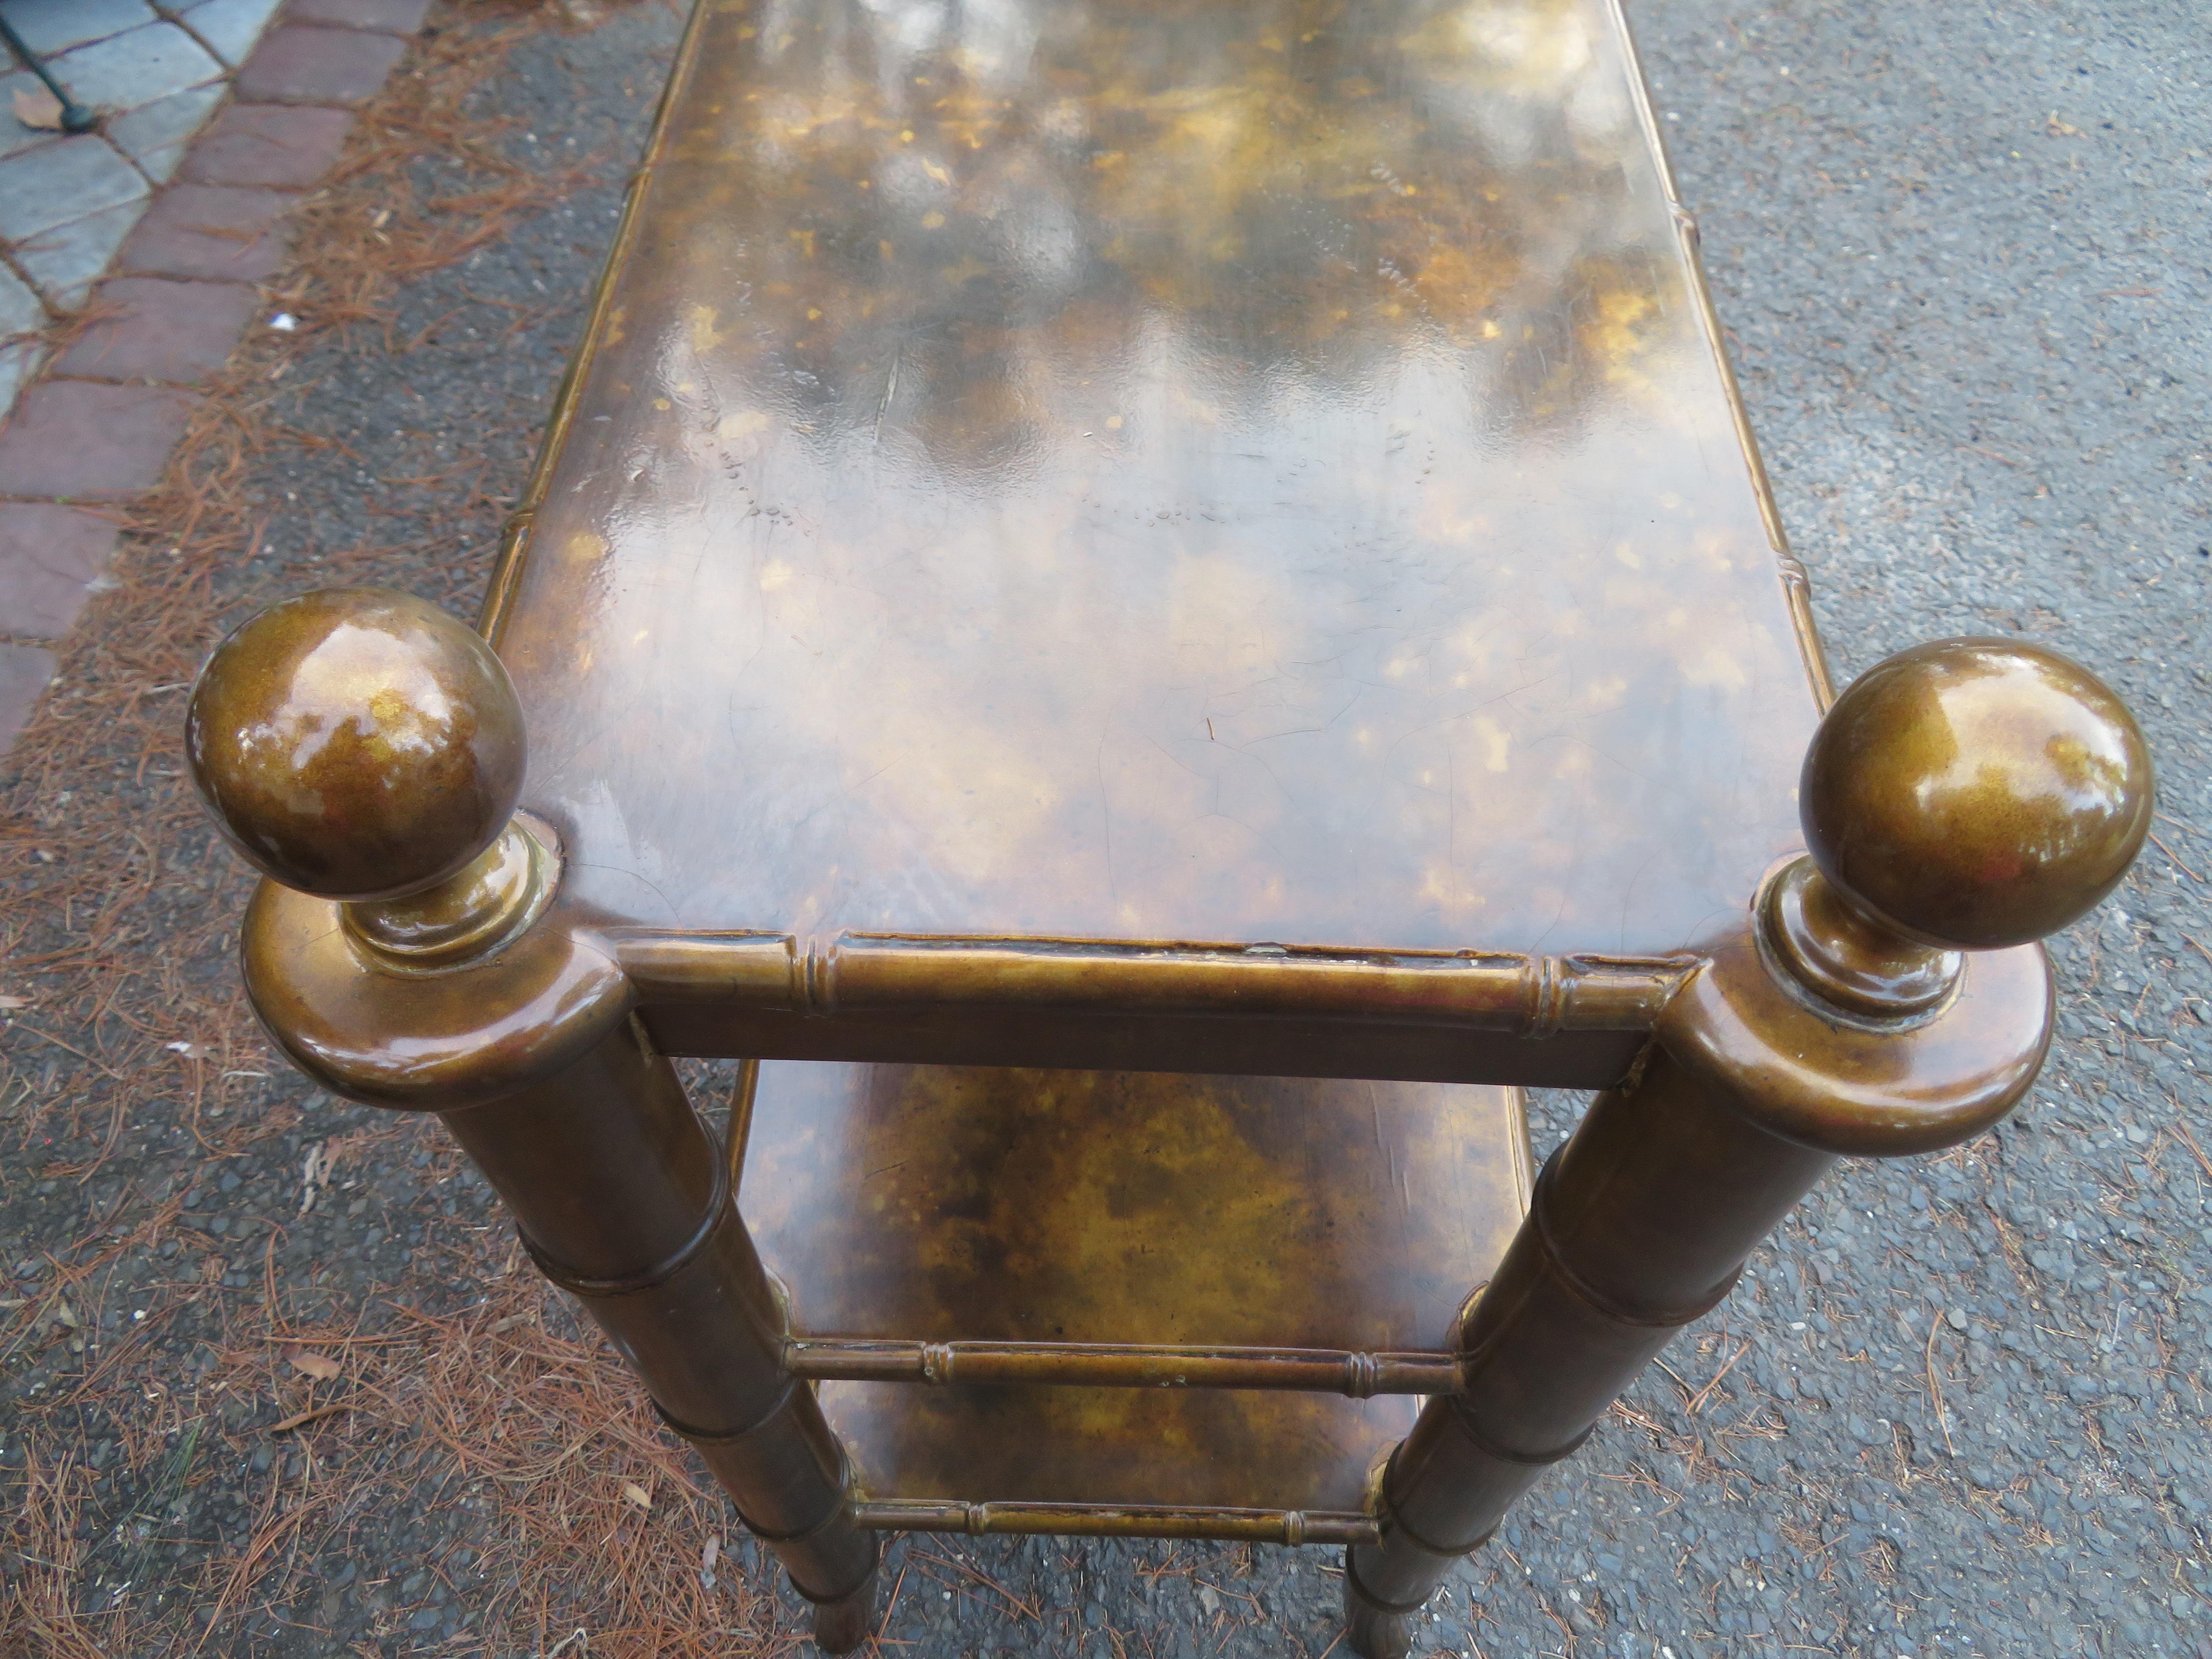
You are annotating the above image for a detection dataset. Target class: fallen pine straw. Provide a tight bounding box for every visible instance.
[265,1402,352,1435]
[0,2,793,1654]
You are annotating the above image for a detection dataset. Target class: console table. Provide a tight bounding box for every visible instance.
[181,0,2151,1652]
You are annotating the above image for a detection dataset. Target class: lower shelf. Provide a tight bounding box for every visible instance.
[739,1063,1530,1517]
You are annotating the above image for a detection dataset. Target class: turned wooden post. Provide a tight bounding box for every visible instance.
[1343,639,2151,1658]
[186,588,880,1652]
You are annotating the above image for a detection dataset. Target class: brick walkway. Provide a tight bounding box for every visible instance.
[3,0,284,407]
[0,0,432,759]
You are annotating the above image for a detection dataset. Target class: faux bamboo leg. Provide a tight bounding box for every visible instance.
[184,591,886,1650]
[1338,636,2153,1656]
[1342,928,2057,1656]
[442,1021,879,1649]
[1345,1051,1832,1655]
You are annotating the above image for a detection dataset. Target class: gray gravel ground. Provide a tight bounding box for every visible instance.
[5,0,2209,1655]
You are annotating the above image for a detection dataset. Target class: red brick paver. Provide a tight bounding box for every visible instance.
[285,0,436,32]
[0,503,122,640]
[52,279,261,387]
[116,186,295,283]
[0,0,432,766]
[0,642,58,754]
[180,105,356,189]
[0,381,201,501]
[236,25,409,107]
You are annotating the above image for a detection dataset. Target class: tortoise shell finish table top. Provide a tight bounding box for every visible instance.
[487,0,1826,963]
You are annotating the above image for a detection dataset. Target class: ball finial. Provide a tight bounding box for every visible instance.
[186,588,527,902]
[1801,639,2151,952]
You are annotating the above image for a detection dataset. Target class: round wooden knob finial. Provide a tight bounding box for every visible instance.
[186,588,527,902]
[1801,638,2151,951]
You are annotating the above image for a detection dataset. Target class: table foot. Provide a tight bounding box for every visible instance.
[809,1567,879,1654]
[1341,1556,1418,1659]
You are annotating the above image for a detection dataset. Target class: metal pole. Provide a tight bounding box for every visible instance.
[0,17,99,135]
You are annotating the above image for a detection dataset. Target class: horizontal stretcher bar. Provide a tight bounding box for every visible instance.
[614,928,1690,1036]
[850,1499,1378,1546]
[781,1338,1461,1397]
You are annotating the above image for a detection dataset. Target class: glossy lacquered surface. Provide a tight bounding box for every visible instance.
[1801,639,2152,951]
[241,883,633,1113]
[741,1064,1529,1511]
[189,589,526,901]
[489,0,1821,959]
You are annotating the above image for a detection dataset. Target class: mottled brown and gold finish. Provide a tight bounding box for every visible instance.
[739,1063,1528,1521]
[183,1,2152,1656]
[187,589,525,902]
[484,0,1831,970]
[1799,638,2151,951]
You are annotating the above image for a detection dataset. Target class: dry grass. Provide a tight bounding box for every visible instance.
[0,3,800,1653]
